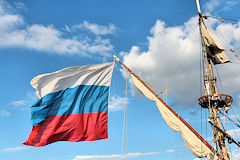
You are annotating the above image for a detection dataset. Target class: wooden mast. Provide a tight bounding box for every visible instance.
[196,0,230,159]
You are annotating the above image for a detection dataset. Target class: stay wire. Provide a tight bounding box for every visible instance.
[212,64,240,125]
[229,50,240,62]
[160,23,198,94]
[214,0,240,16]
[164,122,185,160]
[206,15,240,23]
[206,0,218,13]
[121,74,128,160]
[199,23,211,151]
[219,110,240,128]
[213,65,223,92]
[213,64,240,148]
[230,105,240,124]
[205,109,208,144]
[125,77,128,160]
[199,30,203,155]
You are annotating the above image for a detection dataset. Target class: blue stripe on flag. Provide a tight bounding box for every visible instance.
[31,85,109,126]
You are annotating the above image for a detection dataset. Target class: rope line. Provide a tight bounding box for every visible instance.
[164,122,185,160]
[230,105,240,124]
[125,77,128,160]
[160,23,198,94]
[121,75,128,160]
[229,50,240,62]
[206,15,240,23]
[214,0,240,15]
[219,110,240,128]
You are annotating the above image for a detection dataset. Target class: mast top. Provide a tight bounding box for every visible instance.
[196,0,202,14]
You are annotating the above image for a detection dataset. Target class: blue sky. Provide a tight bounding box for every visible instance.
[1,0,240,160]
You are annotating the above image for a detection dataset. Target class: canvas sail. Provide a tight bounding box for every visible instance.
[130,74,219,159]
[200,19,230,64]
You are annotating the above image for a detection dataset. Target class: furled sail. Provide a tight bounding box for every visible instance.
[130,74,218,159]
[200,18,231,64]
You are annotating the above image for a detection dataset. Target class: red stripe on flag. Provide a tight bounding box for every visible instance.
[23,112,108,147]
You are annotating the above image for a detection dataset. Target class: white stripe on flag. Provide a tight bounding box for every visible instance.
[31,62,115,98]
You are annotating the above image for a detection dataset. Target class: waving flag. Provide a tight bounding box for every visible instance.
[23,62,114,147]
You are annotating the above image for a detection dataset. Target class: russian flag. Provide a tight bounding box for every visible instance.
[23,62,114,147]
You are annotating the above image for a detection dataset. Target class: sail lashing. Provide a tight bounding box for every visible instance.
[199,18,231,64]
[114,56,219,160]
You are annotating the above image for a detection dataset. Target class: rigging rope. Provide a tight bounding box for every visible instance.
[206,0,218,13]
[213,65,223,92]
[125,77,128,160]
[228,49,240,62]
[213,62,240,125]
[205,15,240,23]
[121,75,128,160]
[230,105,240,124]
[164,122,185,160]
[199,33,204,156]
[214,0,240,15]
[205,109,208,145]
[223,110,240,149]
[160,23,198,95]
[219,110,240,128]
[202,0,219,15]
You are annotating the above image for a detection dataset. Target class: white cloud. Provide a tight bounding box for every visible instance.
[0,109,10,116]
[231,151,240,160]
[166,149,175,153]
[10,91,37,109]
[73,21,118,35]
[227,128,240,137]
[2,146,27,152]
[109,95,128,112]
[10,100,25,107]
[121,16,240,107]
[0,1,115,57]
[13,2,27,11]
[73,152,158,160]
